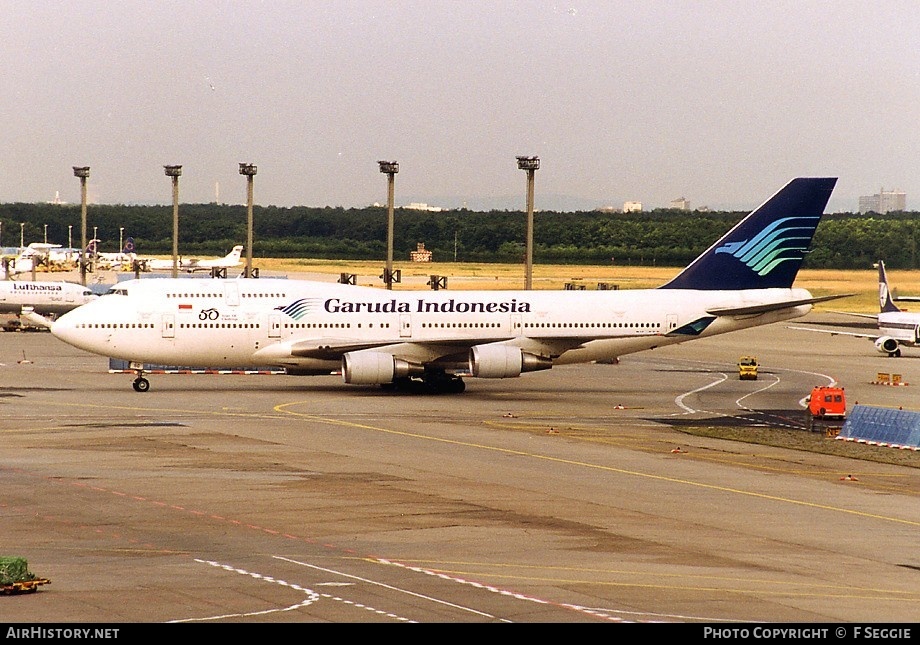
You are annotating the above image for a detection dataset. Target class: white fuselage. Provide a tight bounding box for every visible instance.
[0,281,97,316]
[50,277,813,376]
[878,311,920,346]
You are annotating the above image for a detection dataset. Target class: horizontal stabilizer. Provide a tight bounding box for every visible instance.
[785,325,875,340]
[828,310,877,320]
[707,293,855,317]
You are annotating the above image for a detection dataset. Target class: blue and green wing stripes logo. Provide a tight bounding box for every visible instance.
[276,298,323,320]
[714,216,820,276]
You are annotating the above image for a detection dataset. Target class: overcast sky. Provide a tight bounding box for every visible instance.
[3,1,918,213]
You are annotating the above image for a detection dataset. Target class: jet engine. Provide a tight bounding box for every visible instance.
[469,345,553,379]
[342,351,424,384]
[875,336,901,355]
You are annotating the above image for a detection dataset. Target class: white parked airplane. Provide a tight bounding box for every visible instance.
[0,280,97,323]
[90,237,138,270]
[145,245,244,273]
[51,177,842,393]
[789,259,919,357]
[0,243,62,278]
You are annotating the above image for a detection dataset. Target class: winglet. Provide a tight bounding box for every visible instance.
[659,177,837,290]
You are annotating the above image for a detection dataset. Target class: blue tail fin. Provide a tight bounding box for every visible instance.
[123,237,136,254]
[659,177,837,290]
[877,260,901,313]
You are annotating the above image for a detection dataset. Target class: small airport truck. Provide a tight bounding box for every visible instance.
[738,356,759,380]
[805,386,847,431]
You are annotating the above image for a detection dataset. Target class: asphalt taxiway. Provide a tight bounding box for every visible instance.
[0,313,918,623]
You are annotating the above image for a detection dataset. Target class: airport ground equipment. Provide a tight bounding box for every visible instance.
[0,557,50,594]
[738,356,758,380]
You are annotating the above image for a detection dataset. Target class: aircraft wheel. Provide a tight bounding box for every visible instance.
[133,377,150,393]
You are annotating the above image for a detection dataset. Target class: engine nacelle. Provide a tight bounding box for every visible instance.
[341,351,423,384]
[875,336,900,354]
[469,345,553,379]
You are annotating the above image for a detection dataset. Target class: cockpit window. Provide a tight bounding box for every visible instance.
[104,287,129,296]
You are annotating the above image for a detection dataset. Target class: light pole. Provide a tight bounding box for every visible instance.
[68,225,72,252]
[19,223,24,249]
[378,160,399,289]
[92,226,98,273]
[164,165,182,278]
[119,227,124,253]
[516,156,540,290]
[239,163,257,278]
[73,166,90,285]
[43,224,47,245]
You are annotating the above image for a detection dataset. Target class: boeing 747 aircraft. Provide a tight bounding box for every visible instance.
[51,177,842,393]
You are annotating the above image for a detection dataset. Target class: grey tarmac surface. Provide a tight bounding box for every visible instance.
[0,312,918,624]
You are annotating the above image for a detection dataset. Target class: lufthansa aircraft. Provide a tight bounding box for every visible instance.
[0,280,97,320]
[51,177,840,393]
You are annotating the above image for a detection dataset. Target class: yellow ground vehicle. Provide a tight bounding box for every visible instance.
[738,356,759,380]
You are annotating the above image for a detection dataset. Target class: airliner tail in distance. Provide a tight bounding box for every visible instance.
[788,259,920,357]
[50,177,847,394]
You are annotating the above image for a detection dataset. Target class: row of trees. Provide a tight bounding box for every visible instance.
[1,202,919,269]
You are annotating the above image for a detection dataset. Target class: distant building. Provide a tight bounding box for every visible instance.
[859,189,906,214]
[406,202,443,212]
[623,201,643,213]
[670,197,690,210]
[410,242,432,262]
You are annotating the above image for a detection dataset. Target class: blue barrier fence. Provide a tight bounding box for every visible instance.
[838,404,920,450]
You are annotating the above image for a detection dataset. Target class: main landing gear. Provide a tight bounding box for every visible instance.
[382,371,466,394]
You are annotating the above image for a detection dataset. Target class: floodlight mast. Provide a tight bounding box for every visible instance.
[164,165,182,278]
[73,166,90,286]
[239,163,257,278]
[378,160,399,290]
[516,156,539,290]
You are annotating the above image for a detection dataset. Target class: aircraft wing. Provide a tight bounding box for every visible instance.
[894,296,920,302]
[254,334,592,365]
[20,307,53,329]
[786,325,877,340]
[706,293,856,317]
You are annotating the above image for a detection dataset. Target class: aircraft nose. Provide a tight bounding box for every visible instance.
[50,312,82,346]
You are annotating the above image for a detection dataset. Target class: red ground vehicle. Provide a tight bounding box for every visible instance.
[805,386,846,431]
